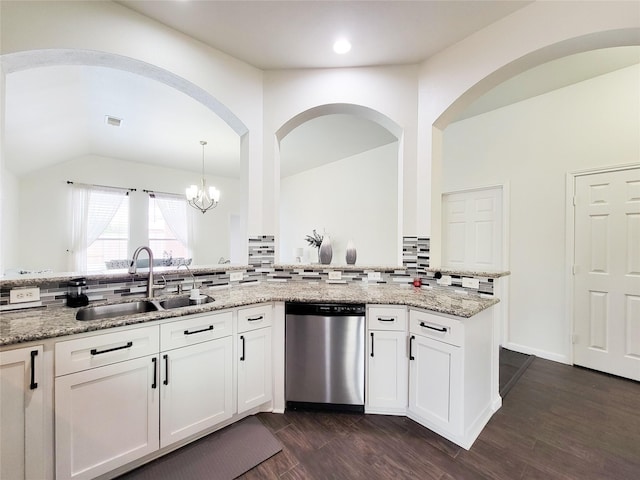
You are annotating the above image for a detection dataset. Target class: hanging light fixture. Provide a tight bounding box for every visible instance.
[186,140,220,214]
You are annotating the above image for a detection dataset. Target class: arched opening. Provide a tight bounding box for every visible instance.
[1,49,251,273]
[275,103,404,265]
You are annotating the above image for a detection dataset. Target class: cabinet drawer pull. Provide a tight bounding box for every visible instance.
[184,325,214,335]
[247,315,263,322]
[409,335,415,361]
[163,354,169,385]
[30,350,38,390]
[151,357,157,389]
[420,322,447,333]
[370,332,375,357]
[240,335,245,361]
[377,317,395,322]
[90,341,133,356]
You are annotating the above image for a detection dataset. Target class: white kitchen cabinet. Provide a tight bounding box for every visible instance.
[366,306,408,414]
[55,354,159,480]
[159,312,234,448]
[0,345,45,480]
[237,304,273,414]
[407,307,494,450]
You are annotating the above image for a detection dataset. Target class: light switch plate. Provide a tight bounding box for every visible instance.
[229,271,243,282]
[437,275,452,286]
[462,277,480,289]
[328,271,342,280]
[367,271,381,281]
[10,287,41,303]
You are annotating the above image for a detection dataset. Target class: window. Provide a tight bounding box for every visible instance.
[70,185,130,272]
[86,197,130,271]
[148,194,189,263]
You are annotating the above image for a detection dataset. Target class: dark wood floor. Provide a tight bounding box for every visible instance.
[240,358,640,479]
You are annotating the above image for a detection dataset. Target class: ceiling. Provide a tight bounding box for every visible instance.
[116,0,533,70]
[3,1,638,180]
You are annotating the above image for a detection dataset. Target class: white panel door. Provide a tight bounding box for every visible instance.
[442,187,503,270]
[574,167,640,380]
[366,330,408,412]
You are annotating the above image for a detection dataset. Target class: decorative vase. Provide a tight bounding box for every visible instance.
[345,240,357,265]
[319,236,333,264]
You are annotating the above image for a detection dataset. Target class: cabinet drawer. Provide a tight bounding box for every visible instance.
[160,311,233,351]
[367,306,407,331]
[237,304,272,333]
[55,325,159,376]
[409,310,463,347]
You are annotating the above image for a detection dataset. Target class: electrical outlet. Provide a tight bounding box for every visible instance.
[462,277,480,289]
[437,275,452,286]
[367,271,381,281]
[328,271,342,280]
[10,287,41,304]
[229,271,243,282]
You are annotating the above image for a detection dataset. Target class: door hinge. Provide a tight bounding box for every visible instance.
[571,333,578,344]
[572,196,577,206]
[572,265,578,275]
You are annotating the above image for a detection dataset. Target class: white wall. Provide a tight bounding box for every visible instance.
[1,167,19,273]
[443,64,640,361]
[418,0,640,265]
[280,143,398,265]
[264,65,418,242]
[10,155,240,273]
[0,0,264,235]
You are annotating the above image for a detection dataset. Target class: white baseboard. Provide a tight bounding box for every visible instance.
[504,342,570,365]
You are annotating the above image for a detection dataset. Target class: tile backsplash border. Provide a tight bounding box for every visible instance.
[1,235,502,309]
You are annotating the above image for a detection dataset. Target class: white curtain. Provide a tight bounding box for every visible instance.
[153,193,190,255]
[69,185,127,272]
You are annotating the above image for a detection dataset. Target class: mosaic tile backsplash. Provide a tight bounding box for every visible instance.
[1,234,499,310]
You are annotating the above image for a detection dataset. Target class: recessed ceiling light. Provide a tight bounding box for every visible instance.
[333,38,351,55]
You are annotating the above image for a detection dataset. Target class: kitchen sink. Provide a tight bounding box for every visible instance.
[76,301,159,321]
[158,295,214,309]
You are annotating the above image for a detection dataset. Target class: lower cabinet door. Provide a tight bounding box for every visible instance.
[366,330,408,413]
[408,334,462,434]
[237,327,272,414]
[0,346,44,480]
[160,336,234,448]
[55,356,159,480]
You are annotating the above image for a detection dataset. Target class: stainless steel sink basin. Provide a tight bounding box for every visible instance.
[76,301,159,321]
[159,295,214,309]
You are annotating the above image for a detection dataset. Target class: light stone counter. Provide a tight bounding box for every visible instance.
[0,283,498,346]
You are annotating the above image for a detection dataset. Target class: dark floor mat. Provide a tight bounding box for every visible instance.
[117,416,282,480]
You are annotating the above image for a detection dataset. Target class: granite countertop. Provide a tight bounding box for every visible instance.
[0,283,499,346]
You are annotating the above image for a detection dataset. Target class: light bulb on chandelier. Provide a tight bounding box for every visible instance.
[186,141,220,214]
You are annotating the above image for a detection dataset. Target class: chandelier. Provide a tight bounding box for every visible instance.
[186,141,220,214]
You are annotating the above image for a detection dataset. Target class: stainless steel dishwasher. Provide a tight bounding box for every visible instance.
[285,302,365,412]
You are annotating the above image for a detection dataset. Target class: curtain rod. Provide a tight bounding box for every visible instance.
[143,189,183,198]
[66,180,136,192]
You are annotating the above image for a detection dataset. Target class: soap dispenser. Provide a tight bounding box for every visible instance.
[67,278,89,307]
